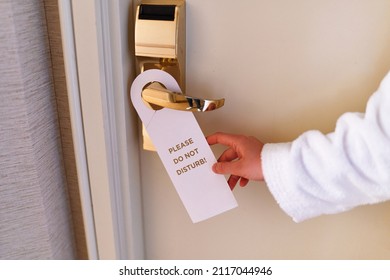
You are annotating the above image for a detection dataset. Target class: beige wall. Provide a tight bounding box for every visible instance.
[140,0,390,259]
[0,0,76,259]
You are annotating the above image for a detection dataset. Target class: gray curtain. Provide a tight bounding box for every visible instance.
[1,0,82,259]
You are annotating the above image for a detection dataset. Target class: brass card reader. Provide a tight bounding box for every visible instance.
[134,0,225,150]
[135,0,185,90]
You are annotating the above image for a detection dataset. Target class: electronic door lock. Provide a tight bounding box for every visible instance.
[134,0,225,150]
[135,0,186,91]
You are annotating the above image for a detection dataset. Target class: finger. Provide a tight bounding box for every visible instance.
[218,147,238,163]
[206,132,242,147]
[227,175,240,190]
[239,177,249,187]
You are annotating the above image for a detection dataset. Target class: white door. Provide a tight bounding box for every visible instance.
[64,0,390,259]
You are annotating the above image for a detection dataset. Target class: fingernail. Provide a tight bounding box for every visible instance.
[212,163,218,173]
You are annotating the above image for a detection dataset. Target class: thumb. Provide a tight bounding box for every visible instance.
[212,161,240,176]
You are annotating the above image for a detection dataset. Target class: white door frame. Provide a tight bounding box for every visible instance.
[58,0,144,259]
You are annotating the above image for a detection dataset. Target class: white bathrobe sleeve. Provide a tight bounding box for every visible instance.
[262,71,390,222]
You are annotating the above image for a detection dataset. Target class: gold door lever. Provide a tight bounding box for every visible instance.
[142,82,225,112]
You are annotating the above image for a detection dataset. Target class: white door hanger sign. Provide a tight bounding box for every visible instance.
[130,69,238,223]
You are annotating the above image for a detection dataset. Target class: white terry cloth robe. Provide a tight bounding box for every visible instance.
[262,71,390,222]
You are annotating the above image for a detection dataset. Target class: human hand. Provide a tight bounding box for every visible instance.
[207,132,264,190]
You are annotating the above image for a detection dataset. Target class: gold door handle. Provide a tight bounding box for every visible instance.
[142,82,225,112]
